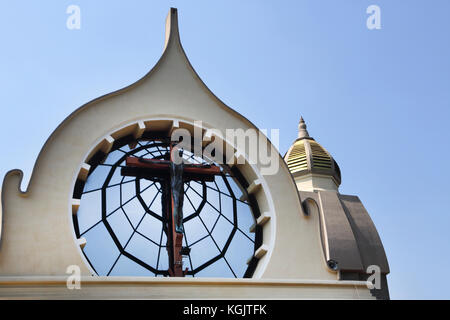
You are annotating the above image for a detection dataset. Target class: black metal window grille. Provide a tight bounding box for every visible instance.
[72,135,263,278]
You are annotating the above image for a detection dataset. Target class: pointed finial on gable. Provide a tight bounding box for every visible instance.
[298,116,310,139]
[164,8,180,51]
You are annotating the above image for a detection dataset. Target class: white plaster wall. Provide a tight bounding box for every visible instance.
[295,174,339,192]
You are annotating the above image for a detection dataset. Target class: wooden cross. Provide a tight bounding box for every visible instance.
[120,144,221,277]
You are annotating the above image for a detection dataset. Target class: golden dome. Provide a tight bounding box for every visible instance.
[284,117,341,186]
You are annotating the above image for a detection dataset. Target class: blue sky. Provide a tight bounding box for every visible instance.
[1,0,449,299]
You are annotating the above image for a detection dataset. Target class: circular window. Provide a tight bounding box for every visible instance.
[72,129,262,278]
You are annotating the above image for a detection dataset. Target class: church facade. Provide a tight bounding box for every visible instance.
[0,8,389,299]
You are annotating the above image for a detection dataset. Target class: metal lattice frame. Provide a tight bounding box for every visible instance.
[72,134,263,278]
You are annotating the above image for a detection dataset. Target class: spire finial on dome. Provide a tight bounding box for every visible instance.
[298,116,310,139]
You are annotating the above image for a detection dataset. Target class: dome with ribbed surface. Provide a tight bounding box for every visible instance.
[284,117,341,186]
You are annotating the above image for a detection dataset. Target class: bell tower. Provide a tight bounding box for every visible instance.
[284,117,341,192]
[284,116,390,299]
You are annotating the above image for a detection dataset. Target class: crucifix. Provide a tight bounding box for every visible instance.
[120,143,221,277]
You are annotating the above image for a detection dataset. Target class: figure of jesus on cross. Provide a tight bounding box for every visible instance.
[121,142,221,277]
